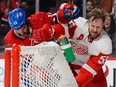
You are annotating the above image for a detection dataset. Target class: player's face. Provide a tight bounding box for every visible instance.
[16,24,30,37]
[88,17,103,39]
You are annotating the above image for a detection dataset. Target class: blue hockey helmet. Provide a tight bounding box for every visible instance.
[8,8,26,30]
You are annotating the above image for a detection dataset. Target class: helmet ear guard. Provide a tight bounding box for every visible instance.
[8,8,26,30]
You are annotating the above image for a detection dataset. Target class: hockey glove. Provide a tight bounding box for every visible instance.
[32,24,53,43]
[64,4,80,20]
[57,3,80,23]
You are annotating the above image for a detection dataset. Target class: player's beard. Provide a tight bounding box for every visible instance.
[89,31,100,40]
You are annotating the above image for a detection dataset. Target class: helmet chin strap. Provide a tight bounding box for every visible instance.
[14,30,25,39]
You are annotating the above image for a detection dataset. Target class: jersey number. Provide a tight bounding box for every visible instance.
[98,56,109,65]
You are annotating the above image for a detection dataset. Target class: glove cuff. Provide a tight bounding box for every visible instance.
[56,11,71,23]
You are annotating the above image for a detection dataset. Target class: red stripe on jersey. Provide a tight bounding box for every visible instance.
[68,20,77,38]
[69,25,77,38]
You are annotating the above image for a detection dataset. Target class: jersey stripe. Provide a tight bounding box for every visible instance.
[82,63,97,76]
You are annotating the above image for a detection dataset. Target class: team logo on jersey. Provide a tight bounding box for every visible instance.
[71,41,88,55]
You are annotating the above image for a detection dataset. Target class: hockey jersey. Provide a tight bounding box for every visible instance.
[55,17,112,86]
[5,12,55,46]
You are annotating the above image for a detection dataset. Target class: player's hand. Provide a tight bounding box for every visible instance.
[57,3,80,23]
[64,4,80,19]
[32,24,53,43]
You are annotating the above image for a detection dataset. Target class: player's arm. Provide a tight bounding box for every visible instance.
[32,18,80,43]
[32,3,80,43]
[32,23,66,43]
[75,53,110,86]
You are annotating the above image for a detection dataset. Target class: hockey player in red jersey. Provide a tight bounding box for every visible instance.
[5,3,79,46]
[4,8,55,46]
[32,5,112,87]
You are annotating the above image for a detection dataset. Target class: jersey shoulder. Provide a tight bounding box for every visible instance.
[74,17,88,29]
[73,17,89,38]
[28,12,54,29]
[4,29,14,44]
[89,30,112,55]
[5,29,14,39]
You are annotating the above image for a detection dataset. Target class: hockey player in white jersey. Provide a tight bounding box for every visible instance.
[51,7,112,87]
[66,9,112,87]
[58,8,112,87]
[13,3,112,87]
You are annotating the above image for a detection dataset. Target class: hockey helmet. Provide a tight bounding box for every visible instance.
[8,8,26,30]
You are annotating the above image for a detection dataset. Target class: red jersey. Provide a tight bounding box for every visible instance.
[5,12,54,46]
[5,29,31,46]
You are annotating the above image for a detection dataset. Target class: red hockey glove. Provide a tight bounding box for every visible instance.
[57,3,72,23]
[32,24,53,43]
[57,3,80,23]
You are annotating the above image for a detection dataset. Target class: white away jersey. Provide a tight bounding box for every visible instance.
[64,17,112,66]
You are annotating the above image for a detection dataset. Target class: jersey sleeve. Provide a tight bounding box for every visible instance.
[51,24,65,39]
[75,52,110,86]
[52,17,88,39]
[51,21,76,39]
[28,12,54,29]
